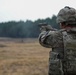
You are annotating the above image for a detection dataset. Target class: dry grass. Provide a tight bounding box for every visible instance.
[0,39,50,75]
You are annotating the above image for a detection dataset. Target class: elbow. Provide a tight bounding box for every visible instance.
[38,31,52,48]
[39,41,52,48]
[39,36,51,48]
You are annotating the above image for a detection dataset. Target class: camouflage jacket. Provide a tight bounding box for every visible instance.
[39,30,64,55]
[39,30,64,75]
[39,28,76,75]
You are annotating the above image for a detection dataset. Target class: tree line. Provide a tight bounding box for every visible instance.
[0,15,60,38]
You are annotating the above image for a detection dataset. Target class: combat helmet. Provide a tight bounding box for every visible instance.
[57,6,76,24]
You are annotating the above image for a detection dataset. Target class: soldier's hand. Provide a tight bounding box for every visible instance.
[40,26,47,32]
[40,25,54,31]
[45,25,53,31]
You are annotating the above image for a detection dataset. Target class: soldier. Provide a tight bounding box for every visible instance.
[38,6,76,75]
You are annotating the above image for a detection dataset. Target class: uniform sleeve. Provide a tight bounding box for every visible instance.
[38,31,55,48]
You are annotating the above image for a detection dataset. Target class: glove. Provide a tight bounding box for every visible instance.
[40,25,55,32]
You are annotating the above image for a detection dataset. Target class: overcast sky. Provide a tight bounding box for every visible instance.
[0,0,76,22]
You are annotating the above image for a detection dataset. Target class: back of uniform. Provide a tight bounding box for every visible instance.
[39,29,76,75]
[62,30,76,75]
[39,30,64,75]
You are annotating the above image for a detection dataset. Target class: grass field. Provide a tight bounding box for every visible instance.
[0,38,50,75]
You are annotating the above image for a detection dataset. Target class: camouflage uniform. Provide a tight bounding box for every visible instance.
[39,6,76,75]
[39,30,64,75]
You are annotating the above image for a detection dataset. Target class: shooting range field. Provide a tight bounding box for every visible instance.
[0,38,50,75]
